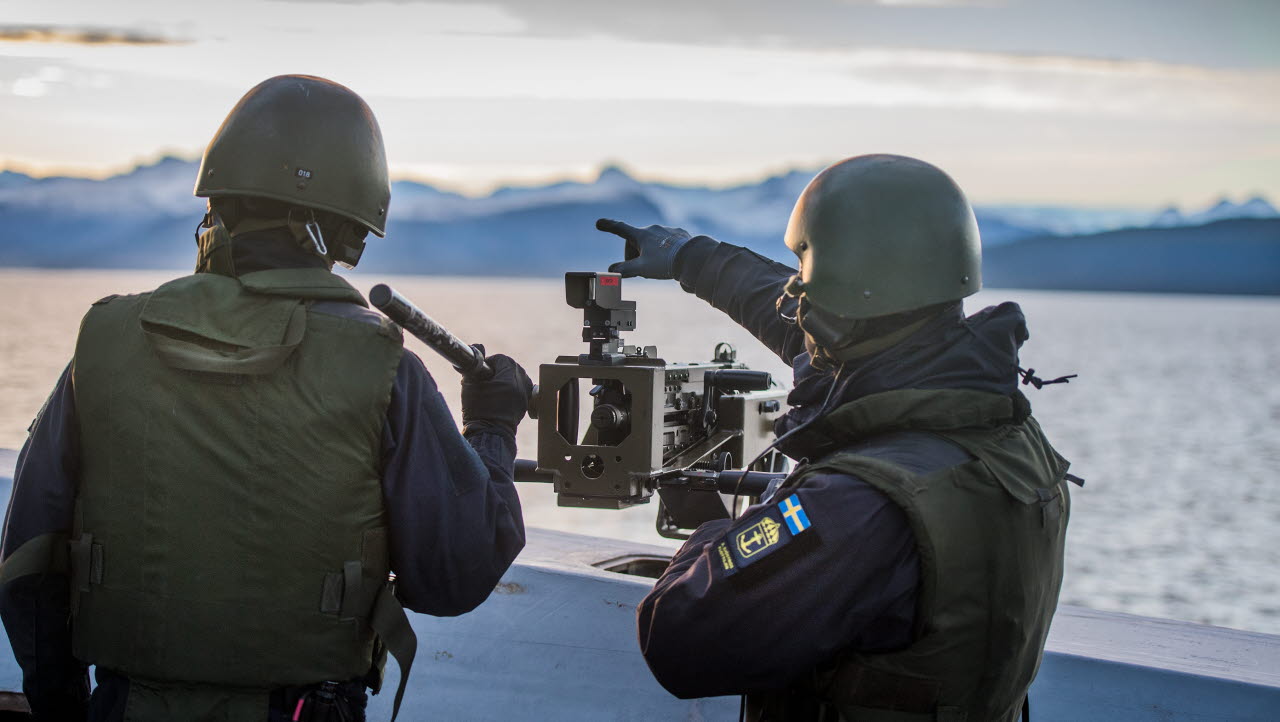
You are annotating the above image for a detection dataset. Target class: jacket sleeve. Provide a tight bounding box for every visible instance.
[673,237,808,365]
[380,351,526,616]
[635,471,918,699]
[0,363,90,721]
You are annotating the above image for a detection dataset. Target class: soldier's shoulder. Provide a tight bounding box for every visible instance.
[309,299,404,343]
[82,289,158,328]
[89,290,153,307]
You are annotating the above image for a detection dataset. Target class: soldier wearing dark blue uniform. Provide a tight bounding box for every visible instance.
[0,76,533,721]
[600,154,1073,721]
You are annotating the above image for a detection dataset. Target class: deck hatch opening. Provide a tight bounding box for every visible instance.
[594,554,671,579]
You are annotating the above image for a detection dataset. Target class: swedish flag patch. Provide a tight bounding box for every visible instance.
[779,495,811,535]
[715,493,815,577]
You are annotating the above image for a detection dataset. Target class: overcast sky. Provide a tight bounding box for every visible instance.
[0,0,1276,206]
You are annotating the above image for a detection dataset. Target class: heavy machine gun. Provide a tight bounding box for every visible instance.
[371,273,790,539]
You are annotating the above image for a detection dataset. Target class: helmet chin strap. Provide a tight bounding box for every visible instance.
[207,200,358,270]
[197,204,337,274]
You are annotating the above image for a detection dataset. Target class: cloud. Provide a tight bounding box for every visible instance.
[0,25,181,46]
[2,0,1275,206]
[459,0,1280,70]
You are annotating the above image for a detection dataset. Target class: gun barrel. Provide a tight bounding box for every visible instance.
[514,458,556,483]
[715,470,786,497]
[513,458,784,497]
[370,283,492,379]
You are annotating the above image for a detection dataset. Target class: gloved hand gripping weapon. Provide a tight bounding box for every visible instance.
[372,273,789,539]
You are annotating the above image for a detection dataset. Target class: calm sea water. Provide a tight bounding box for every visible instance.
[2,268,1278,635]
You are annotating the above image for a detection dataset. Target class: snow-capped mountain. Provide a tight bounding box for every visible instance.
[1151,206,1187,228]
[387,164,814,239]
[1187,197,1278,225]
[3,156,1275,240]
[0,156,200,216]
[1,157,1277,294]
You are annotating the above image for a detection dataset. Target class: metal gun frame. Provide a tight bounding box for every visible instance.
[373,273,791,540]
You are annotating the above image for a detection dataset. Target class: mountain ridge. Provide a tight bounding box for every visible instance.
[1,158,1277,295]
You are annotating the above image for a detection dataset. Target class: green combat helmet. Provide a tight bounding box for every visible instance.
[783,154,981,321]
[194,74,391,266]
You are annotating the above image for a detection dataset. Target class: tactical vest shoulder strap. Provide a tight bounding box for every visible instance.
[801,451,926,522]
[238,268,368,306]
[793,449,941,639]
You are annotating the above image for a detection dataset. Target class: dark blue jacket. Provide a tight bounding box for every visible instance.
[637,237,1029,701]
[0,237,525,719]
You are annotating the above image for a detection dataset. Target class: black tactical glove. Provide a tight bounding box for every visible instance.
[595,218,693,280]
[461,350,533,435]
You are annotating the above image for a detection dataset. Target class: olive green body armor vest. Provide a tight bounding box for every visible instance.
[69,268,403,692]
[792,389,1070,722]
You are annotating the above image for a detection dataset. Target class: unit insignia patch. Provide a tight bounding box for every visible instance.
[736,516,781,558]
[717,494,815,577]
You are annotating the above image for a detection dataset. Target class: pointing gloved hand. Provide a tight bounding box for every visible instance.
[461,349,534,436]
[595,219,693,280]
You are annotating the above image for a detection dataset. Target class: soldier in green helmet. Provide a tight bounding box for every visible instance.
[599,154,1074,721]
[0,75,533,721]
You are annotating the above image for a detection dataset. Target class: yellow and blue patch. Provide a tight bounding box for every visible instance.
[779,494,811,535]
[715,493,814,577]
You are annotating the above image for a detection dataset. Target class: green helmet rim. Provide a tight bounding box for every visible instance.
[783,154,982,320]
[194,75,391,238]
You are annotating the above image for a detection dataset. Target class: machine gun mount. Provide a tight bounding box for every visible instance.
[531,272,789,538]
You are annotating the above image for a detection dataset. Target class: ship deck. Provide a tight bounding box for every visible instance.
[1,448,1276,720]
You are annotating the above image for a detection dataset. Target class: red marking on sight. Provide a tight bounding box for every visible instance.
[600,277,620,286]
